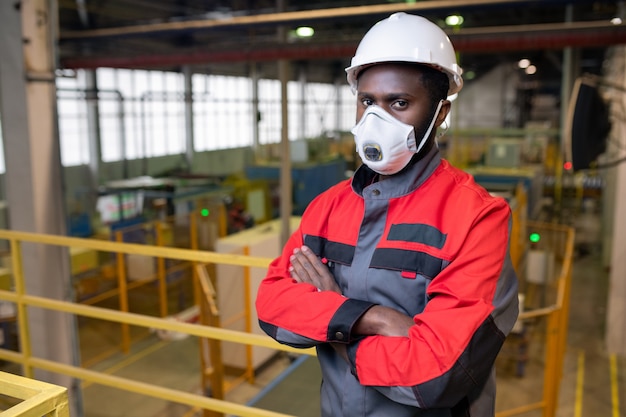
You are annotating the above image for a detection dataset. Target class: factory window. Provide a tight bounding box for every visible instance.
[305,82,351,139]
[256,78,289,144]
[339,86,358,131]
[193,74,254,151]
[55,68,357,167]
[97,68,186,160]
[255,79,356,144]
[57,72,90,166]
[256,79,327,143]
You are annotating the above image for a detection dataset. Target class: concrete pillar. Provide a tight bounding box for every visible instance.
[85,70,102,190]
[606,162,626,355]
[279,58,293,247]
[298,63,307,140]
[606,46,626,356]
[334,76,342,136]
[0,0,83,414]
[251,64,260,152]
[183,65,194,171]
[277,0,292,247]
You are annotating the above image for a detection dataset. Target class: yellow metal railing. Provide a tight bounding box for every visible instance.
[0,371,69,417]
[496,221,575,417]
[0,221,574,417]
[75,209,227,360]
[0,228,313,417]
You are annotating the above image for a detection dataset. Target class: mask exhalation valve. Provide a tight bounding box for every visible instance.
[363,144,383,161]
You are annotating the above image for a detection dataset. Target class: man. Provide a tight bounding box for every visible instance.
[256,12,519,417]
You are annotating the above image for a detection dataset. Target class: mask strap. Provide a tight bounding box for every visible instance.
[415,99,444,153]
[438,118,449,138]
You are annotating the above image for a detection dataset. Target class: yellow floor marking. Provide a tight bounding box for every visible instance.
[575,350,584,417]
[82,339,169,389]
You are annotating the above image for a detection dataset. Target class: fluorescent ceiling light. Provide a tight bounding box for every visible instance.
[295,26,314,38]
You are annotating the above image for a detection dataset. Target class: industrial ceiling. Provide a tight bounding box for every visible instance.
[57,0,626,89]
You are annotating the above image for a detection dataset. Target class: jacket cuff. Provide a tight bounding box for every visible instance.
[347,339,362,379]
[327,298,376,343]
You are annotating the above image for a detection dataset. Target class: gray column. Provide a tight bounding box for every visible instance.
[298,63,307,140]
[183,65,194,170]
[279,59,293,247]
[251,63,260,152]
[334,76,342,136]
[606,46,626,356]
[85,70,102,190]
[277,0,292,246]
[0,0,83,415]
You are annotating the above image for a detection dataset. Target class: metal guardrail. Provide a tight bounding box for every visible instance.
[0,370,69,417]
[497,221,575,417]
[0,222,574,417]
[0,228,312,417]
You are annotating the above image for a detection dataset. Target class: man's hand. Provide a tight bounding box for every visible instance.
[289,245,342,294]
[354,305,415,337]
[290,246,413,338]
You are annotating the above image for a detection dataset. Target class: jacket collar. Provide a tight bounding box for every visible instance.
[351,145,441,198]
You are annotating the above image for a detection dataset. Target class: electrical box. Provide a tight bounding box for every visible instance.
[485,138,523,168]
[526,249,555,285]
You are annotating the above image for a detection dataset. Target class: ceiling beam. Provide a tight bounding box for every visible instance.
[59,0,543,40]
[60,20,626,70]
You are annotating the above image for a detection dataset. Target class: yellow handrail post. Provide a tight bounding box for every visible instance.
[557,228,575,362]
[10,238,33,378]
[115,230,131,353]
[552,227,575,417]
[243,245,254,385]
[543,310,560,417]
[190,211,201,309]
[155,221,168,317]
[197,264,225,417]
[218,204,227,238]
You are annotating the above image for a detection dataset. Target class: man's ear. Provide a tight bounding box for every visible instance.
[436,100,452,127]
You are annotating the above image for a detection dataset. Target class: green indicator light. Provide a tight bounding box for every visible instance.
[529,233,541,243]
[201,208,210,217]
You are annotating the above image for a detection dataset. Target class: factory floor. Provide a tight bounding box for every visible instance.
[1,202,625,417]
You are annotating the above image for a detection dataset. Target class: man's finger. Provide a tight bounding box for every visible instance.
[301,246,333,278]
[290,249,316,284]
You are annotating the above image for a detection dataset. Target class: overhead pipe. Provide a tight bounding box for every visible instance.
[451,19,626,51]
[453,22,626,52]
[59,0,545,41]
[61,20,626,70]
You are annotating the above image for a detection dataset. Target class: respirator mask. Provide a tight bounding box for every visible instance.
[351,101,443,175]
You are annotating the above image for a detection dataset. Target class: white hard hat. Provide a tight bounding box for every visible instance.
[345,12,463,95]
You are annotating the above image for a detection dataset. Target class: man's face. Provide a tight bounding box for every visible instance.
[355,63,447,133]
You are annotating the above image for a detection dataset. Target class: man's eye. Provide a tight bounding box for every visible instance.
[361,98,373,106]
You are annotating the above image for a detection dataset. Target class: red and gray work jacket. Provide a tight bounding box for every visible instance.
[256,146,519,417]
